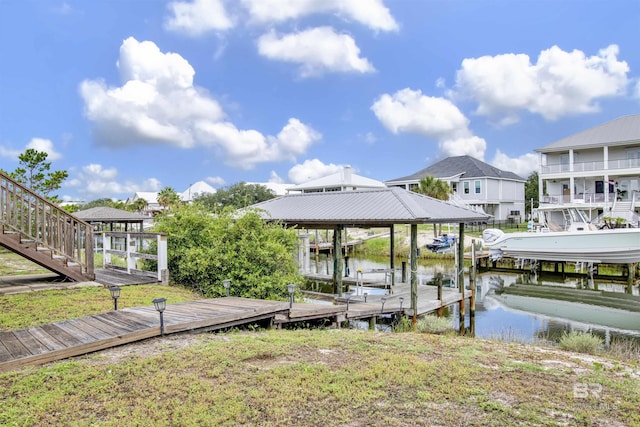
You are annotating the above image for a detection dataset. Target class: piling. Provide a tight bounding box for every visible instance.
[627,263,635,294]
[470,239,476,319]
[369,316,376,330]
[436,273,443,317]
[401,261,407,283]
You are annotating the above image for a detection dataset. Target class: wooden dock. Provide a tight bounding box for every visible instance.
[0,297,289,372]
[1,284,470,372]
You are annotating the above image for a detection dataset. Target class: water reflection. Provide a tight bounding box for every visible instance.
[307,255,640,345]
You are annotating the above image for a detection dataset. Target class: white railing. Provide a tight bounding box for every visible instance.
[541,158,640,174]
[99,231,168,283]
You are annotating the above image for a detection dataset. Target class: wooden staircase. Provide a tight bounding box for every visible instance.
[0,171,94,282]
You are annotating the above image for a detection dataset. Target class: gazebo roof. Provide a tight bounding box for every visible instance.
[74,206,151,223]
[250,187,490,228]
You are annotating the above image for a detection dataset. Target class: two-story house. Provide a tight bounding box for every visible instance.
[385,155,525,221]
[536,114,640,224]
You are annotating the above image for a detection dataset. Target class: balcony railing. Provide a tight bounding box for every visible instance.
[541,158,640,174]
[541,193,615,205]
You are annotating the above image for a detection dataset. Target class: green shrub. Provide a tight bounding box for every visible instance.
[415,315,453,334]
[558,331,603,354]
[392,316,415,332]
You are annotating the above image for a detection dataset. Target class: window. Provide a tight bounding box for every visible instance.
[463,182,469,194]
[475,180,481,194]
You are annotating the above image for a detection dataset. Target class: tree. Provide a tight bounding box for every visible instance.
[414,175,452,236]
[157,187,181,210]
[8,148,68,203]
[195,182,276,211]
[524,171,543,217]
[414,175,452,200]
[128,197,148,213]
[150,204,302,299]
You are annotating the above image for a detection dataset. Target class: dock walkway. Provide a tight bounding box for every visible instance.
[1,284,470,372]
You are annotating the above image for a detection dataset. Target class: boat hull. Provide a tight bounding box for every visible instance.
[483,228,640,264]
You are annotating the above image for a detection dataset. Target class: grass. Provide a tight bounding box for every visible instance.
[559,331,604,355]
[0,249,49,276]
[0,329,638,426]
[0,285,201,331]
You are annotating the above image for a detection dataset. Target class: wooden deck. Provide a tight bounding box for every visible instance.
[0,297,289,372]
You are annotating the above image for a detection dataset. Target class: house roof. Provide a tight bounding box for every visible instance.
[74,206,151,223]
[287,167,386,192]
[181,181,216,202]
[250,187,490,228]
[537,114,640,153]
[132,191,159,204]
[386,155,525,183]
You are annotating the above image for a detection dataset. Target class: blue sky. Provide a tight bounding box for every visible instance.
[1,0,638,202]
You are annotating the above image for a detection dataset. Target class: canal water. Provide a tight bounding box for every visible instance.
[306,256,640,346]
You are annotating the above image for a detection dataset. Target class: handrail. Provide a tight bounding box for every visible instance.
[0,170,94,279]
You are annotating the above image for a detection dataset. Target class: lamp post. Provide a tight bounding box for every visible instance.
[399,297,404,311]
[380,297,387,314]
[287,283,296,308]
[152,297,167,336]
[363,292,368,303]
[109,286,121,311]
[223,279,231,297]
[344,291,353,310]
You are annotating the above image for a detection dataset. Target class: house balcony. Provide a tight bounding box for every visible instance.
[541,192,615,206]
[541,158,640,175]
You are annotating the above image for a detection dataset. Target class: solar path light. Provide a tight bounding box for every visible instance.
[109,286,121,311]
[344,291,353,310]
[223,279,231,297]
[399,297,404,311]
[152,297,167,336]
[380,297,387,314]
[287,283,296,308]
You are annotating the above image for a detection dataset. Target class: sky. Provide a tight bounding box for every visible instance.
[1,0,638,203]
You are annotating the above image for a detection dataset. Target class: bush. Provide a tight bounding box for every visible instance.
[416,315,453,334]
[151,205,302,300]
[558,331,603,354]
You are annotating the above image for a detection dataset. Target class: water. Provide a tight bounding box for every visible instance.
[305,255,640,345]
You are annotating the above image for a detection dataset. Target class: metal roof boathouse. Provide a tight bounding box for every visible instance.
[252,187,490,321]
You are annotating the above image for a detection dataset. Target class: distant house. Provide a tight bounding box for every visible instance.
[180,181,216,202]
[287,166,386,194]
[385,155,526,221]
[128,191,162,215]
[536,114,640,224]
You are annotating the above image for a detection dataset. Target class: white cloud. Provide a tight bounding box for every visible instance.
[0,138,62,161]
[165,0,233,36]
[288,159,342,184]
[206,176,226,187]
[241,0,398,31]
[65,163,162,199]
[371,88,487,159]
[455,44,630,123]
[268,171,284,184]
[26,138,62,161]
[258,27,375,77]
[80,37,319,167]
[491,150,539,178]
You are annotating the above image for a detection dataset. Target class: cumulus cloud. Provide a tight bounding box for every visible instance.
[80,37,320,167]
[268,171,285,184]
[258,27,375,77]
[164,0,233,36]
[0,138,62,161]
[65,163,162,199]
[454,44,630,123]
[371,88,487,159]
[288,159,342,184]
[206,176,226,187]
[242,0,398,31]
[491,150,539,178]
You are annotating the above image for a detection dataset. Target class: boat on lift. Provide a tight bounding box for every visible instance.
[482,208,640,264]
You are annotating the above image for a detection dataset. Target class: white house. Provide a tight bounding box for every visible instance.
[536,114,640,224]
[180,181,216,202]
[286,165,386,194]
[385,155,526,222]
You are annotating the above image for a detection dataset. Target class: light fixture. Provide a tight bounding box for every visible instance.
[287,283,296,308]
[380,297,387,313]
[109,286,121,311]
[363,292,368,303]
[223,279,231,297]
[344,291,353,310]
[399,297,404,310]
[152,297,167,336]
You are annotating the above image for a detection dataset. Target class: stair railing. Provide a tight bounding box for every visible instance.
[0,171,94,279]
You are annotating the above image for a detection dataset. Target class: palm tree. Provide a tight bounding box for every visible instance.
[157,187,180,210]
[414,176,452,236]
[130,197,148,213]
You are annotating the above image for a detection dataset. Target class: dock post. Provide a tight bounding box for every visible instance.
[470,239,476,320]
[410,224,418,324]
[402,261,407,283]
[627,263,635,294]
[457,223,465,333]
[390,224,396,288]
[369,316,376,330]
[436,273,443,317]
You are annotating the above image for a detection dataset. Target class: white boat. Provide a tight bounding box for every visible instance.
[483,208,640,264]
